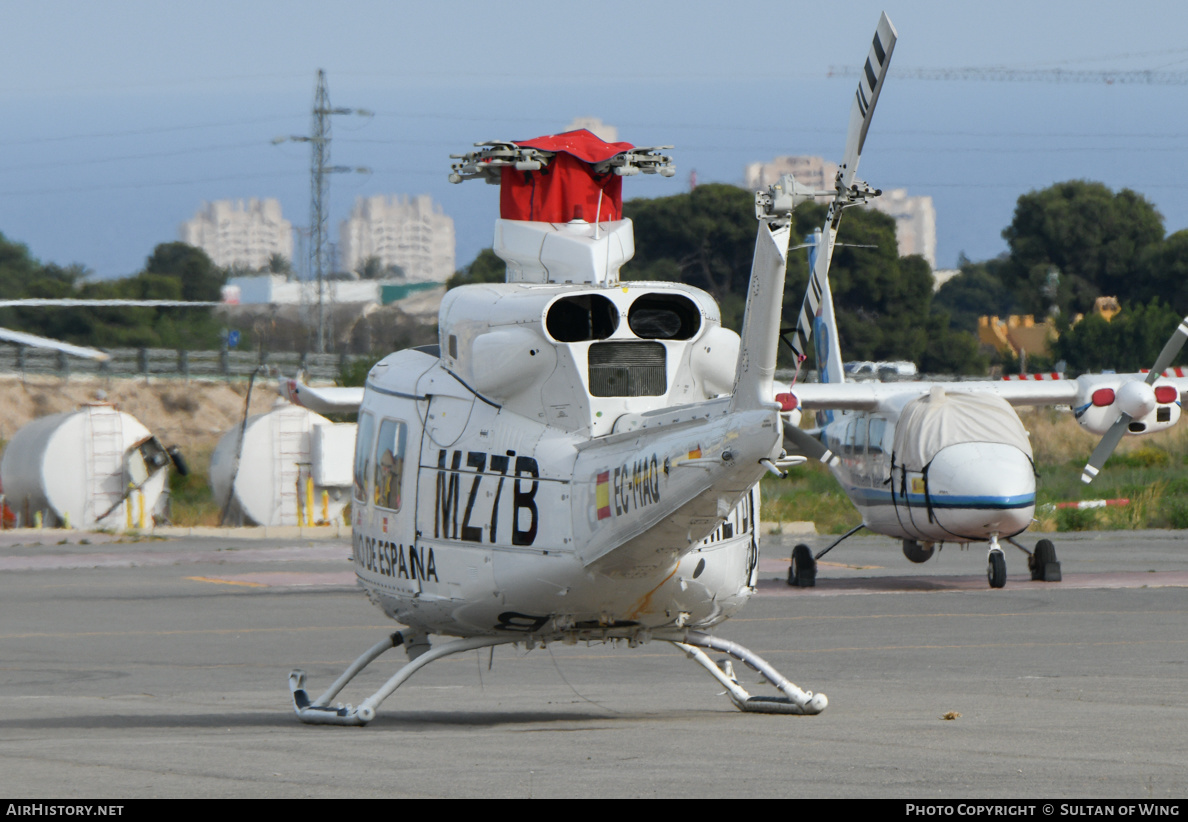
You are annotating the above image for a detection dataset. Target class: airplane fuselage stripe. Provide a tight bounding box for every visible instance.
[843,486,1035,510]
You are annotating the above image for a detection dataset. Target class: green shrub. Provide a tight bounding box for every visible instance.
[1109,446,1170,469]
[1056,507,1099,531]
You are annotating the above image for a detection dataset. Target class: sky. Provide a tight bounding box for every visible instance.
[2,0,1188,281]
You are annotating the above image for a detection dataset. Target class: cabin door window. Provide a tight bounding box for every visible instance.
[867,417,889,484]
[374,419,408,512]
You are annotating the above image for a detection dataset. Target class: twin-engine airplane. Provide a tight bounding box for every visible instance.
[282,14,900,725]
[779,219,1188,589]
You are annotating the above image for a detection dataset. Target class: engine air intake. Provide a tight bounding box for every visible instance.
[588,342,667,397]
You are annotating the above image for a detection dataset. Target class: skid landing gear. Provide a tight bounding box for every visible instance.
[660,629,827,715]
[290,628,827,725]
[290,632,509,726]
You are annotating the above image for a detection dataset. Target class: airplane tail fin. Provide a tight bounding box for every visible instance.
[806,229,844,428]
[805,228,845,387]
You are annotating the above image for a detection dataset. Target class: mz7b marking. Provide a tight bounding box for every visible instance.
[434,449,540,546]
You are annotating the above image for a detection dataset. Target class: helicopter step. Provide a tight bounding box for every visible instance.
[290,628,826,724]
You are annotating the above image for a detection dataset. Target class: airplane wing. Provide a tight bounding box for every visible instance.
[281,379,365,414]
[789,379,1076,412]
[788,374,1188,411]
[0,326,110,361]
[786,375,1188,414]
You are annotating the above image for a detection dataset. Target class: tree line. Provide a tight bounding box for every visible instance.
[0,239,228,350]
[450,178,1187,376]
[4,176,1183,372]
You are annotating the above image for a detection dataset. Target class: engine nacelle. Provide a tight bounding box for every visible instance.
[1073,376,1182,436]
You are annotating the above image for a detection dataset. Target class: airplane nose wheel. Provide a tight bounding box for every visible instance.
[987,539,1007,589]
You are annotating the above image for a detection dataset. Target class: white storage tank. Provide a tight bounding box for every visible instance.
[210,403,355,526]
[0,404,172,529]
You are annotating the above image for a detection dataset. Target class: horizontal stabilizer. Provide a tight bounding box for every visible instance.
[282,379,364,415]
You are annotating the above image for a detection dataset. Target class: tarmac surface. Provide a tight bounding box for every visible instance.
[0,527,1185,799]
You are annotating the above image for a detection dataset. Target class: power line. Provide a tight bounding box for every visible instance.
[0,141,273,175]
[0,114,296,147]
[828,65,1188,85]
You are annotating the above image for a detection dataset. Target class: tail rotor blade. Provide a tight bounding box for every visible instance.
[787,13,895,366]
[1146,315,1188,384]
[839,12,897,191]
[1081,415,1130,483]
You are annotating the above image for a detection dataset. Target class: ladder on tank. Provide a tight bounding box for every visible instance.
[86,406,125,527]
[274,409,307,526]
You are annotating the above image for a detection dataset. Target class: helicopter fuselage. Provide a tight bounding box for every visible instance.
[349,230,778,640]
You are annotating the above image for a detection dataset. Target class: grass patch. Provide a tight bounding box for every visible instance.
[165,443,222,526]
[760,461,862,534]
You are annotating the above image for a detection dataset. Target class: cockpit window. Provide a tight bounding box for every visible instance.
[545,294,619,342]
[627,294,701,340]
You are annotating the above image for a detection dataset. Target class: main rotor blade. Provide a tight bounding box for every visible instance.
[0,299,221,307]
[783,419,840,466]
[0,327,110,361]
[1081,415,1130,483]
[1146,315,1188,384]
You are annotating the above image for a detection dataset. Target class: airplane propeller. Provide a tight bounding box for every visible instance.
[1081,315,1188,483]
[782,418,840,467]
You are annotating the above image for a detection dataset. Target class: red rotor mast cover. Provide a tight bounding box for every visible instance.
[499,129,635,223]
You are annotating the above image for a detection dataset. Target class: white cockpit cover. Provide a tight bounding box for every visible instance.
[892,388,1032,471]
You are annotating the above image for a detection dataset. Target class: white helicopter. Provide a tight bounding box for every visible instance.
[281,14,899,725]
[778,223,1188,589]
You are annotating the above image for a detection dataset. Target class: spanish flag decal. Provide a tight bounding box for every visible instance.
[596,471,611,520]
[688,446,702,460]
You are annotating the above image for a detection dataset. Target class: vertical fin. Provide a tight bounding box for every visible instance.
[731,222,792,412]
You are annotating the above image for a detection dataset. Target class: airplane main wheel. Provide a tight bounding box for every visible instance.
[1030,539,1062,582]
[788,544,817,588]
[902,539,935,564]
[987,551,1007,589]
